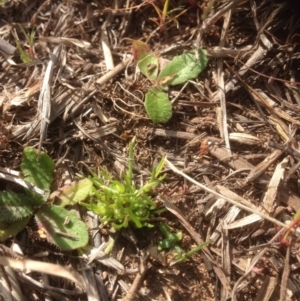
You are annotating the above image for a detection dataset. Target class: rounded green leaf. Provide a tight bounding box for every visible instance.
[144,88,172,123]
[157,50,208,86]
[35,205,88,251]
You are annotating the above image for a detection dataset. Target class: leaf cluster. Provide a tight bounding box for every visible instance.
[158,222,209,265]
[0,147,88,251]
[132,40,208,123]
[80,137,166,229]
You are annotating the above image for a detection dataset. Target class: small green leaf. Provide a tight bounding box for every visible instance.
[158,222,182,250]
[0,217,31,241]
[138,54,159,80]
[131,40,151,62]
[21,147,55,192]
[53,179,93,207]
[35,205,88,251]
[157,50,208,86]
[144,88,172,123]
[132,40,159,80]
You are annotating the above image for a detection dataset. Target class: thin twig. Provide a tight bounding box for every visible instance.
[165,158,288,229]
[123,256,149,301]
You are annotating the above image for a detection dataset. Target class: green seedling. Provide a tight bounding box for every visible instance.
[148,0,172,35]
[171,241,209,265]
[11,24,36,63]
[132,40,208,123]
[158,222,182,251]
[79,137,166,229]
[146,0,191,36]
[0,147,89,251]
[158,222,208,265]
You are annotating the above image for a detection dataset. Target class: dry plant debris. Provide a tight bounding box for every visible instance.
[0,0,300,300]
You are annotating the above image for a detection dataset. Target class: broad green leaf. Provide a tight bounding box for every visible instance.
[157,50,208,86]
[0,217,31,241]
[144,88,172,123]
[0,191,39,222]
[53,179,93,207]
[35,205,88,251]
[21,147,55,192]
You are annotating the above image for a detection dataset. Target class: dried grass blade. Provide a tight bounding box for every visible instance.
[216,9,232,155]
[207,141,300,210]
[38,45,61,153]
[165,158,288,229]
[251,90,300,126]
[269,115,291,142]
[253,276,278,301]
[0,266,14,301]
[210,206,240,243]
[229,133,260,145]
[279,243,291,301]
[210,45,267,102]
[206,45,252,58]
[39,37,91,48]
[101,27,114,70]
[231,229,285,301]
[0,257,84,289]
[221,222,232,280]
[223,213,262,230]
[80,261,101,301]
[245,150,282,183]
[225,157,288,229]
[263,157,288,214]
[4,266,24,301]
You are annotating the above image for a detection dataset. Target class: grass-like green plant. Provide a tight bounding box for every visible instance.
[79,137,166,229]
[132,40,208,123]
[158,222,209,265]
[0,147,89,251]
[11,24,36,63]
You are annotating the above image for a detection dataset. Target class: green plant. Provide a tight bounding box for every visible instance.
[148,0,181,35]
[158,222,182,250]
[0,147,89,251]
[158,222,209,265]
[11,24,36,63]
[79,137,166,229]
[132,40,208,123]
